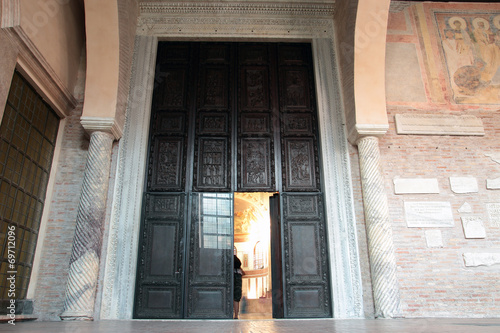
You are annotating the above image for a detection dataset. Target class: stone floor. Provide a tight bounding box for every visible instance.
[2,318,500,333]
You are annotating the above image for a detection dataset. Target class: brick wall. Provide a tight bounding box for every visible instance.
[366,2,500,318]
[379,108,500,317]
[32,105,87,321]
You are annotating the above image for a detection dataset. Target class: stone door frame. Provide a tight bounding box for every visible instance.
[99,2,363,320]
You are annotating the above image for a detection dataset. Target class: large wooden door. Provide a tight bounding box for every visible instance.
[134,42,332,319]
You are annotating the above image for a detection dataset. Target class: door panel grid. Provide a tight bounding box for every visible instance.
[134,42,331,319]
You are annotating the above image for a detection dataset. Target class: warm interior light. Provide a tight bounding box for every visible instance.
[234,193,274,318]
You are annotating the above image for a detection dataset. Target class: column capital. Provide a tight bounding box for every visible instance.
[350,124,389,145]
[80,116,122,140]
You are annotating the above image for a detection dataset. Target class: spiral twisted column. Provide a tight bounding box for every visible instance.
[357,135,401,318]
[60,131,114,320]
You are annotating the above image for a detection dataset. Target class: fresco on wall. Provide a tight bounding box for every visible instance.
[436,13,500,104]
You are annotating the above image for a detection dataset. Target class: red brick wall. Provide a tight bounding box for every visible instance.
[379,108,500,317]
[32,105,87,320]
[368,2,500,317]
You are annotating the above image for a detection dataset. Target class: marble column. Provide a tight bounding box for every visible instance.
[356,135,401,318]
[60,131,114,320]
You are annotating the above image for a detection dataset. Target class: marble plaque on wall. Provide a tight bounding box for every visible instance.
[404,201,454,227]
[395,114,485,136]
[449,177,478,194]
[461,217,486,239]
[486,177,500,190]
[486,203,500,227]
[463,253,500,267]
[393,178,439,194]
[458,202,472,213]
[425,230,443,248]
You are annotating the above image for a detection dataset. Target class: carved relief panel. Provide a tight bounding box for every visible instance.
[237,44,275,191]
[240,67,270,110]
[153,67,188,110]
[278,44,320,192]
[195,138,229,190]
[150,137,185,191]
[199,67,229,110]
[240,138,272,189]
[193,44,233,192]
[283,138,318,191]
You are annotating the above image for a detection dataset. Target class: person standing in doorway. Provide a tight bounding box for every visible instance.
[234,255,245,319]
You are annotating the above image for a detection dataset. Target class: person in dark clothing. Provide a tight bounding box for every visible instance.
[233,255,245,319]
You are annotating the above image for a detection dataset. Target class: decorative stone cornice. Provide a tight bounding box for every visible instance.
[140,1,335,17]
[80,116,123,140]
[137,1,335,38]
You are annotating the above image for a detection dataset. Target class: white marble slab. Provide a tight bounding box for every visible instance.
[425,230,443,248]
[393,178,439,194]
[404,201,454,227]
[461,217,486,239]
[487,177,500,190]
[463,252,500,267]
[449,177,478,194]
[486,203,500,227]
[458,202,472,213]
[395,114,485,136]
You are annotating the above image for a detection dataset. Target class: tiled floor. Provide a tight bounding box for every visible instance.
[2,318,500,333]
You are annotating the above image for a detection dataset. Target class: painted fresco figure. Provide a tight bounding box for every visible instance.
[472,17,500,83]
[450,17,473,57]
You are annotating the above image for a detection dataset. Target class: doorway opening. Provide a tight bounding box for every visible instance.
[233,192,275,319]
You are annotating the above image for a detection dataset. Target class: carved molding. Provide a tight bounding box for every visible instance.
[349,123,389,144]
[139,2,335,17]
[80,116,123,140]
[312,39,363,318]
[137,2,335,39]
[100,36,157,320]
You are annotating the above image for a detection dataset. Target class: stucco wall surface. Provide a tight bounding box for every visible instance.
[19,0,85,95]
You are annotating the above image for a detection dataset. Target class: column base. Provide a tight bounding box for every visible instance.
[60,310,94,321]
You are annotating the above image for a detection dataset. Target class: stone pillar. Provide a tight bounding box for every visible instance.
[356,135,401,318]
[60,131,114,320]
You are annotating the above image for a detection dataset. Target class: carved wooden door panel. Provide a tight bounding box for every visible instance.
[277,44,332,318]
[135,42,332,319]
[134,43,193,319]
[237,44,276,192]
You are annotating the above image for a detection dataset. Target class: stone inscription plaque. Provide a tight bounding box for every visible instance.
[395,114,485,136]
[449,177,478,194]
[425,230,443,248]
[486,203,500,227]
[461,217,486,239]
[393,178,439,194]
[487,177,500,190]
[463,253,500,267]
[404,201,454,227]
